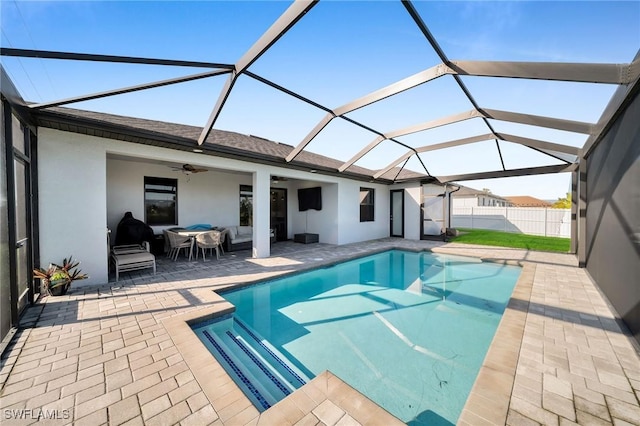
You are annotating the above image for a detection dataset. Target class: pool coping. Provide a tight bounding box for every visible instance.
[163,247,532,425]
[162,288,404,425]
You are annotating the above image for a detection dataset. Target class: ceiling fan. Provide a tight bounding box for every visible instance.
[171,164,208,175]
[271,176,289,183]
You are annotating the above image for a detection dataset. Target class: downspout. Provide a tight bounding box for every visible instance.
[447,184,462,238]
[442,183,447,239]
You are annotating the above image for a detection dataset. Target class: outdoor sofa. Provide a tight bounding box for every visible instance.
[222,225,276,251]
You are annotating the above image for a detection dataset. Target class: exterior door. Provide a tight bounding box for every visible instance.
[1,102,10,343]
[270,188,287,241]
[390,189,404,237]
[14,154,31,313]
[423,197,444,236]
[1,101,36,350]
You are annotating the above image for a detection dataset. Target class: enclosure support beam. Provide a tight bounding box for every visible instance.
[436,163,576,183]
[402,0,506,170]
[570,169,579,254]
[481,108,595,135]
[578,157,588,267]
[449,60,638,85]
[582,53,640,157]
[30,70,231,110]
[0,47,234,69]
[285,113,335,162]
[287,63,448,162]
[198,0,318,145]
[495,133,580,155]
[373,134,494,179]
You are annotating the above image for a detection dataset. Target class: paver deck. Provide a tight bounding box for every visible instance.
[1,239,639,425]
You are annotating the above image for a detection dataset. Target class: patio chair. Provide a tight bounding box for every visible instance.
[195,230,221,261]
[218,229,227,255]
[166,230,192,261]
[110,244,156,282]
[162,230,172,257]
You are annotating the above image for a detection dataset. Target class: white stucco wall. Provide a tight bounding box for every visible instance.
[336,182,389,245]
[107,159,252,238]
[389,183,423,240]
[38,129,108,285]
[290,181,339,244]
[38,128,398,284]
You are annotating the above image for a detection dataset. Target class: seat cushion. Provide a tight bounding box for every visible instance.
[227,227,237,240]
[113,252,155,266]
[232,236,252,244]
[237,226,252,235]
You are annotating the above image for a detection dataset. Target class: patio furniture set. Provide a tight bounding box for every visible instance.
[109,225,278,282]
[163,228,228,262]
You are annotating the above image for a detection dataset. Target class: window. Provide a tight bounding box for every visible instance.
[359,187,375,222]
[144,177,177,225]
[240,185,253,226]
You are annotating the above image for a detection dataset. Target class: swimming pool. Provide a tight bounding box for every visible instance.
[192,249,521,425]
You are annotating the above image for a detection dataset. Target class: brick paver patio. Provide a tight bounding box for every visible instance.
[1,239,639,425]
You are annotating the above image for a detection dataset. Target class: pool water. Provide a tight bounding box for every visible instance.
[193,250,521,425]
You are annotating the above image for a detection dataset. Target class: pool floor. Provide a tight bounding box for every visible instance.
[194,250,521,425]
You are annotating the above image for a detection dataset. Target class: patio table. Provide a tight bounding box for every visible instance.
[177,229,229,261]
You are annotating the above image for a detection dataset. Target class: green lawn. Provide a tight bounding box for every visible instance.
[449,228,571,253]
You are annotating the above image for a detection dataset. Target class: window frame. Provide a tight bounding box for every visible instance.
[239,184,253,226]
[359,187,375,222]
[144,176,178,226]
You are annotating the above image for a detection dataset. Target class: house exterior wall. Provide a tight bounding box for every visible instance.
[38,129,109,286]
[336,182,390,245]
[107,158,252,237]
[290,181,340,244]
[389,183,424,240]
[38,128,395,284]
[585,87,640,345]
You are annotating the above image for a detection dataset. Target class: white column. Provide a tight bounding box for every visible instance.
[252,169,270,258]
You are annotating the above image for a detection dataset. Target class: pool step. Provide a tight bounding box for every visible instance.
[233,319,309,388]
[196,319,308,412]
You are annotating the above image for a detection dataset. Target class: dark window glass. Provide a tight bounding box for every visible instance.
[360,187,375,222]
[144,177,177,225]
[12,115,26,155]
[240,185,253,226]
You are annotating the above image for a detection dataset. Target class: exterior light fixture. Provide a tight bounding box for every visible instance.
[193,149,203,153]
[310,169,317,173]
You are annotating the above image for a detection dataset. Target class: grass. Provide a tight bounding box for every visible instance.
[449,228,571,253]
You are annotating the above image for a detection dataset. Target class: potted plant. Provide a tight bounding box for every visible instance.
[33,256,88,296]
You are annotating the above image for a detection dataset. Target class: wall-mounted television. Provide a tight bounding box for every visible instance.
[298,187,322,211]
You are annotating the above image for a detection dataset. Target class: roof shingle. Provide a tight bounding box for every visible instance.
[36,106,428,183]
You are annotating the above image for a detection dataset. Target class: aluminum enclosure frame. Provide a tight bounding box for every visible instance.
[1,0,637,186]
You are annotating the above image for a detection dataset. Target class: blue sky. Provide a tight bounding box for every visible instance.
[2,1,639,200]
